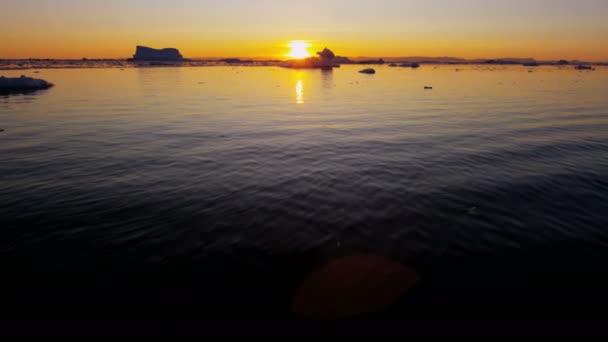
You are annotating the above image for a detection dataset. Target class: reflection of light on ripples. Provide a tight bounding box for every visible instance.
[3,65,608,285]
[296,80,304,104]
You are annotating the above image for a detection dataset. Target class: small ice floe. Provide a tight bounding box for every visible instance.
[388,63,398,67]
[575,65,593,70]
[359,68,376,74]
[0,75,53,93]
[424,86,433,90]
[400,63,420,68]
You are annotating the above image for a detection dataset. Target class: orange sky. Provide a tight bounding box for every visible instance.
[2,0,608,61]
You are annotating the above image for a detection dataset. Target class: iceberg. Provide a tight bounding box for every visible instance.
[131,46,184,61]
[282,48,339,70]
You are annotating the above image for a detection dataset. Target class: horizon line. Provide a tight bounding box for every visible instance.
[1,55,607,63]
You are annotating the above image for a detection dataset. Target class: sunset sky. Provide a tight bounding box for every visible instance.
[2,0,608,60]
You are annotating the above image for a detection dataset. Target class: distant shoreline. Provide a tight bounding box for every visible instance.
[0,58,606,71]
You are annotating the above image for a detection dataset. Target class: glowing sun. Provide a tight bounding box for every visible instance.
[287,41,312,59]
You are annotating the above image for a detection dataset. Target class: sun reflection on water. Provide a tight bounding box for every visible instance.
[296,80,304,104]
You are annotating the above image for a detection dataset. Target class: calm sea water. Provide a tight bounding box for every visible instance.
[2,66,608,312]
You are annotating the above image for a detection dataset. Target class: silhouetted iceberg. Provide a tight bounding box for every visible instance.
[359,68,376,74]
[131,46,184,61]
[400,63,420,68]
[282,48,339,70]
[317,48,335,64]
[575,65,593,70]
[0,75,53,92]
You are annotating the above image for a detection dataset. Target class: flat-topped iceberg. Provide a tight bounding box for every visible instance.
[0,75,53,92]
[131,46,184,61]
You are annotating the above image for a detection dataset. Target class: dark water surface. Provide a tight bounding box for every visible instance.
[2,65,608,327]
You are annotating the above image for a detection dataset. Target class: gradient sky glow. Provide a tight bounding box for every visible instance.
[2,0,608,60]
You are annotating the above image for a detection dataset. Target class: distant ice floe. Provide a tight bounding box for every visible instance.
[400,63,420,68]
[359,68,376,74]
[0,75,53,92]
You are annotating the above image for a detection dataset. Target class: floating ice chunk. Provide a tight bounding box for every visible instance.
[0,75,53,92]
